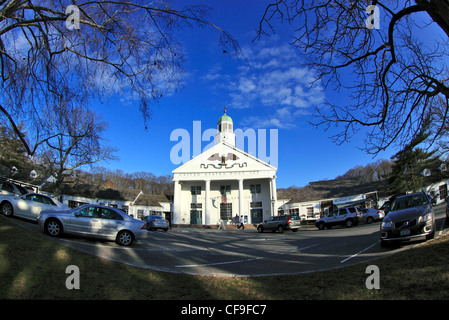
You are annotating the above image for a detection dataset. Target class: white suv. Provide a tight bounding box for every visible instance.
[315,206,361,230]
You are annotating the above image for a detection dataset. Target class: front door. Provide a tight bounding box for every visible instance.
[190,210,202,224]
[251,209,263,224]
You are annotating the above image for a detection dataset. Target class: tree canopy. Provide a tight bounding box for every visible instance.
[0,0,238,156]
[257,0,449,155]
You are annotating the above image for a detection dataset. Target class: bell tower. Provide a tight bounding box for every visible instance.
[215,106,235,146]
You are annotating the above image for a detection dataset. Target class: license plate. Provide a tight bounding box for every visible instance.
[400,229,411,236]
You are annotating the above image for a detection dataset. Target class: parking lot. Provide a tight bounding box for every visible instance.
[8,204,448,277]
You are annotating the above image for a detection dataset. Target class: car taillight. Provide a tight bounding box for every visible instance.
[287,219,292,224]
[142,223,148,230]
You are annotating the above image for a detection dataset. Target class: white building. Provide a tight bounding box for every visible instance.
[172,111,278,227]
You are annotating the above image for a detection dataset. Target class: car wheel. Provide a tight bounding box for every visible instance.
[317,222,325,230]
[1,202,13,216]
[116,230,134,246]
[163,228,168,232]
[46,219,62,237]
[366,216,374,224]
[257,226,264,233]
[345,219,354,228]
[277,225,284,233]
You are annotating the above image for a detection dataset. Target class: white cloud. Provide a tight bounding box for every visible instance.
[203,39,325,129]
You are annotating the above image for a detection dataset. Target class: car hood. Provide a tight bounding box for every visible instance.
[387,205,431,221]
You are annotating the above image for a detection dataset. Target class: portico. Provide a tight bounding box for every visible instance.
[172,110,277,227]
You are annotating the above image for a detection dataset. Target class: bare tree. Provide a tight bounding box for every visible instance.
[0,0,239,156]
[38,104,117,194]
[256,0,449,155]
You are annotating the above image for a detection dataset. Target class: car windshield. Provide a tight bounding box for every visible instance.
[391,194,429,211]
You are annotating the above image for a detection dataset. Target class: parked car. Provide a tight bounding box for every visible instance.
[315,206,361,230]
[0,180,28,196]
[380,192,435,247]
[0,192,67,221]
[360,208,385,224]
[257,214,301,233]
[144,215,169,231]
[37,204,148,246]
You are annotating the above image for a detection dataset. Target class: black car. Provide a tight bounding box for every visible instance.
[380,192,435,247]
[257,214,301,233]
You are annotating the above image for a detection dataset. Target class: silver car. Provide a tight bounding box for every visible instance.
[360,208,385,224]
[144,215,169,231]
[37,204,148,246]
[0,193,67,221]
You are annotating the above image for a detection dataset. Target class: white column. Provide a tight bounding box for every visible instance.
[173,180,182,224]
[204,179,210,226]
[238,179,244,218]
[271,176,277,216]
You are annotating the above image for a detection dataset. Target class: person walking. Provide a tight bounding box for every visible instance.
[237,215,245,230]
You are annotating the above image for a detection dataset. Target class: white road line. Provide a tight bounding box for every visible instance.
[175,257,263,268]
[340,241,379,264]
[175,244,319,268]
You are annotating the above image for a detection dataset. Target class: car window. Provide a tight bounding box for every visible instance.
[16,185,28,195]
[78,206,100,218]
[347,207,355,213]
[392,194,429,210]
[361,209,369,213]
[1,183,14,193]
[100,208,123,220]
[40,196,57,206]
[339,208,348,215]
[290,215,300,220]
[25,194,40,202]
[328,210,338,217]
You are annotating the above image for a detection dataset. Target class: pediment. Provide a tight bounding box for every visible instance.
[172,142,276,175]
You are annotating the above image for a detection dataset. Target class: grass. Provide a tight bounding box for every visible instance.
[1,214,449,300]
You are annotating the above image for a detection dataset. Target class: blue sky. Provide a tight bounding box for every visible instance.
[97,0,398,188]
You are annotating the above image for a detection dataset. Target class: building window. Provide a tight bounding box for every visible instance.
[250,184,261,194]
[289,208,299,215]
[68,200,88,208]
[306,207,314,218]
[121,205,129,214]
[191,186,201,195]
[190,203,202,209]
[250,202,262,208]
[220,185,231,194]
[220,203,232,220]
[137,209,144,219]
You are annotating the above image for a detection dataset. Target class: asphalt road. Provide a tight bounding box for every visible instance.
[8,204,449,277]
